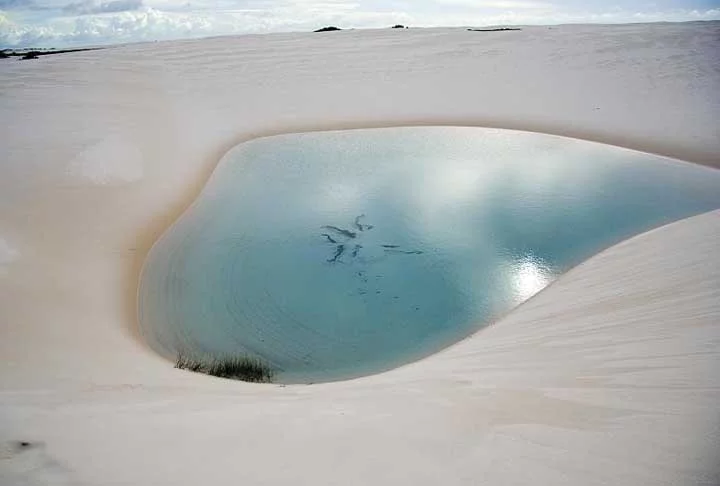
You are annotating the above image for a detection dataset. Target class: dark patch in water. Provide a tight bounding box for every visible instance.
[322,225,357,239]
[321,215,424,264]
[354,214,374,231]
[321,233,338,244]
[328,244,345,263]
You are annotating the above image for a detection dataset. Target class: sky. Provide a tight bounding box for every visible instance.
[0,0,718,48]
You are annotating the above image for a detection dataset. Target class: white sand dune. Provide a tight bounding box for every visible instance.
[1,22,719,485]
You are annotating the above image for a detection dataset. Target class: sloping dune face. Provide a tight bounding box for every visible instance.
[1,23,720,486]
[138,127,720,383]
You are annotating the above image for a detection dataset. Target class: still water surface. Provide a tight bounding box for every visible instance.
[138,127,720,383]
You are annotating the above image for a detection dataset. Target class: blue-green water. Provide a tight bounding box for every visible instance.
[138,127,720,383]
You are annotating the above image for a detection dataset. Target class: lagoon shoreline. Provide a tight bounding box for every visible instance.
[1,22,719,485]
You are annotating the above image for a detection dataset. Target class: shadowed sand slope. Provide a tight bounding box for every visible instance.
[0,22,719,486]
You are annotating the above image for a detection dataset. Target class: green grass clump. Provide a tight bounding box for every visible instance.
[175,353,275,383]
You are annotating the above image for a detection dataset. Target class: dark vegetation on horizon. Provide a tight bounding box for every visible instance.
[175,353,275,383]
[0,47,103,60]
[2,24,518,54]
[314,24,409,32]
[467,27,521,32]
[312,25,520,34]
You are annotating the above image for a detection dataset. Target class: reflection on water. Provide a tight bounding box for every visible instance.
[512,255,552,303]
[138,127,720,383]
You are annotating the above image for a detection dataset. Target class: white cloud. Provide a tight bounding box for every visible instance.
[1,0,719,47]
[0,1,414,46]
[1,7,232,45]
[63,0,143,15]
[434,0,554,9]
[0,0,37,9]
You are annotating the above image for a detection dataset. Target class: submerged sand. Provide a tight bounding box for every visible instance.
[0,22,719,485]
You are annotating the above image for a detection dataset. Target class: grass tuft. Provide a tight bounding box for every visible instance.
[175,353,275,383]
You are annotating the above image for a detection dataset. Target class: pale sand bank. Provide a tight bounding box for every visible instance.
[0,21,719,485]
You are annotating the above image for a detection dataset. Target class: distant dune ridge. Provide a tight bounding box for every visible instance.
[1,22,719,486]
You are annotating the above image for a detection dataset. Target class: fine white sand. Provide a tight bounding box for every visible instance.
[1,22,719,485]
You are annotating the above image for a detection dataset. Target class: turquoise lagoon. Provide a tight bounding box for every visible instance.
[138,127,720,383]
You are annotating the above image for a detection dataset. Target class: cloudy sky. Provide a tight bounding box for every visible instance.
[1,0,718,48]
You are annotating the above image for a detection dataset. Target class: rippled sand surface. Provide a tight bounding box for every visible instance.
[1,22,719,486]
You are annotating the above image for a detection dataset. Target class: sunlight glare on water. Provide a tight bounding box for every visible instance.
[512,255,553,303]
